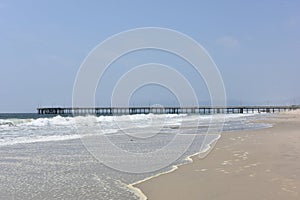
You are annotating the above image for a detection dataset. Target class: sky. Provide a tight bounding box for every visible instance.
[0,0,300,112]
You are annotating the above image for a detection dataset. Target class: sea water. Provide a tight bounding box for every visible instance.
[0,113,271,199]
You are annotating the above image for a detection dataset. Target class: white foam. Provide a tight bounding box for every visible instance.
[0,119,15,127]
[0,134,82,146]
[0,113,265,148]
[24,116,76,127]
[1,113,256,130]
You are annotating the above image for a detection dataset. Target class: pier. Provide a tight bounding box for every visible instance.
[37,106,299,115]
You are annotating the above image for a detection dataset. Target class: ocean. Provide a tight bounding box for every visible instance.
[0,113,271,199]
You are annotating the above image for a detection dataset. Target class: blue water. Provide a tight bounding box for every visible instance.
[0,113,271,199]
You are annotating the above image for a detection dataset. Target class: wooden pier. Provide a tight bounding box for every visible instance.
[37,106,299,115]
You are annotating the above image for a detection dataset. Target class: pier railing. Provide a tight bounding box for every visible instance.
[37,106,299,115]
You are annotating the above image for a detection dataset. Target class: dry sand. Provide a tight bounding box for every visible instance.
[135,110,300,200]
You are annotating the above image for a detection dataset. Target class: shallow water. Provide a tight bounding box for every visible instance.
[0,113,271,199]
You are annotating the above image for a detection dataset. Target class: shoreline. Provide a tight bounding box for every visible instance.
[129,134,221,200]
[134,110,300,199]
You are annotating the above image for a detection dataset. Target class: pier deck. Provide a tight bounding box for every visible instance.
[37,106,299,115]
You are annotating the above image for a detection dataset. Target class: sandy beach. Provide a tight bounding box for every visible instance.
[135,110,300,200]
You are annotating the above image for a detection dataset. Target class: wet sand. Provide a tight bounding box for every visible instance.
[135,110,300,199]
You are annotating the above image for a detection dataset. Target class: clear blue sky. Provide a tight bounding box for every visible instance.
[0,0,299,112]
